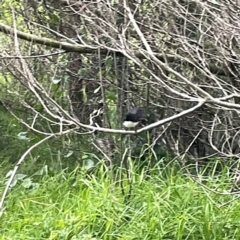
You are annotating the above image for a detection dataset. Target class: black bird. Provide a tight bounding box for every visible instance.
[123,107,144,128]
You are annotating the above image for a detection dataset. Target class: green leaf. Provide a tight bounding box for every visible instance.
[21,178,32,188]
[17,132,30,141]
[64,151,73,158]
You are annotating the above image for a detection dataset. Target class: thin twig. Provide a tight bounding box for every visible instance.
[0,135,54,211]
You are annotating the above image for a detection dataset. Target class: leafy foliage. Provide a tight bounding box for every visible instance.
[0,1,240,238]
[0,163,239,239]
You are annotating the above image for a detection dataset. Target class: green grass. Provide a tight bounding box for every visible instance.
[0,164,240,240]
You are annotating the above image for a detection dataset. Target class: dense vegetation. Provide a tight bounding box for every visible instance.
[1,0,240,239]
[1,161,240,240]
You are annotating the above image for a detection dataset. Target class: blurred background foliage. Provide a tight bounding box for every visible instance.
[0,0,240,177]
[1,1,240,238]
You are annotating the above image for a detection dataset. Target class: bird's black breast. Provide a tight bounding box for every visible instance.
[124,107,144,122]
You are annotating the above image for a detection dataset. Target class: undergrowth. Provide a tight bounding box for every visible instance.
[0,162,240,240]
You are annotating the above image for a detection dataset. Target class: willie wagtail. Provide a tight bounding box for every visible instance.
[123,107,145,128]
